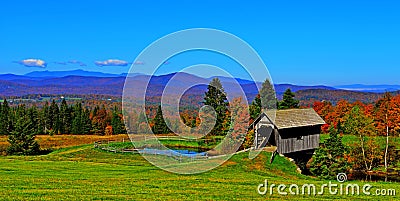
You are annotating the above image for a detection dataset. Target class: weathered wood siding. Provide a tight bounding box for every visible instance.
[276,125,321,154]
[254,115,274,149]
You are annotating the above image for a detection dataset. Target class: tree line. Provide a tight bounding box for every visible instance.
[0,99,127,136]
[1,99,127,155]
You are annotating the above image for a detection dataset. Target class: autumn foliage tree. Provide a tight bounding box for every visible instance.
[91,105,109,135]
[215,97,249,154]
[344,105,378,171]
[375,93,400,137]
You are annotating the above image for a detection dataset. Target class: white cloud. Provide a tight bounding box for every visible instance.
[68,60,87,66]
[95,59,129,67]
[133,61,145,65]
[16,59,47,68]
[54,61,67,65]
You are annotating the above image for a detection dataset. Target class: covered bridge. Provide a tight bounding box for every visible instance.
[249,108,325,155]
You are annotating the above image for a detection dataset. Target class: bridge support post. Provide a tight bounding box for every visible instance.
[270,150,277,164]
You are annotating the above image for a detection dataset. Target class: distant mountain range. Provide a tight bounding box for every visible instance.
[0,70,398,104]
[335,84,400,93]
[24,69,125,78]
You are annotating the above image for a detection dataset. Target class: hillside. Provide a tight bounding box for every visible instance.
[1,143,397,200]
[296,89,397,106]
[0,71,329,98]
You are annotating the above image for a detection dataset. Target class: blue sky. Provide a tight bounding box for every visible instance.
[0,0,399,85]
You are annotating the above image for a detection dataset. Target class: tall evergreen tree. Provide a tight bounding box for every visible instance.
[249,94,261,120]
[0,101,3,134]
[310,124,349,180]
[82,108,92,134]
[152,105,171,134]
[259,79,277,109]
[7,114,40,155]
[0,99,12,135]
[278,88,299,109]
[50,100,60,134]
[111,106,127,134]
[42,101,50,133]
[27,105,41,135]
[71,102,92,134]
[71,102,83,134]
[59,99,72,134]
[203,78,230,137]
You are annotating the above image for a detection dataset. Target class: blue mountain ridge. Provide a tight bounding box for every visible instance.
[0,70,398,97]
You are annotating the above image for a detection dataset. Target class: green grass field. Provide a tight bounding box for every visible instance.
[0,143,399,200]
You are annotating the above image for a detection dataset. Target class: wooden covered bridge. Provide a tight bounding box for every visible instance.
[249,108,325,160]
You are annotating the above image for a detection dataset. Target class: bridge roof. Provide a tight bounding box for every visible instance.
[250,108,326,129]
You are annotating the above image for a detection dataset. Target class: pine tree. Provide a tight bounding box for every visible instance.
[71,103,83,134]
[50,100,60,134]
[249,94,261,120]
[152,105,171,134]
[59,99,72,134]
[82,108,92,134]
[278,88,299,109]
[203,78,230,137]
[27,105,40,135]
[71,102,91,134]
[42,101,50,133]
[310,123,349,180]
[7,114,40,155]
[0,99,12,135]
[259,79,277,109]
[111,106,126,134]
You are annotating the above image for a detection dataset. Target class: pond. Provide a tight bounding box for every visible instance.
[138,147,207,158]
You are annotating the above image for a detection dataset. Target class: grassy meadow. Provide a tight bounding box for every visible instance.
[0,135,129,155]
[0,135,400,200]
[0,134,399,200]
